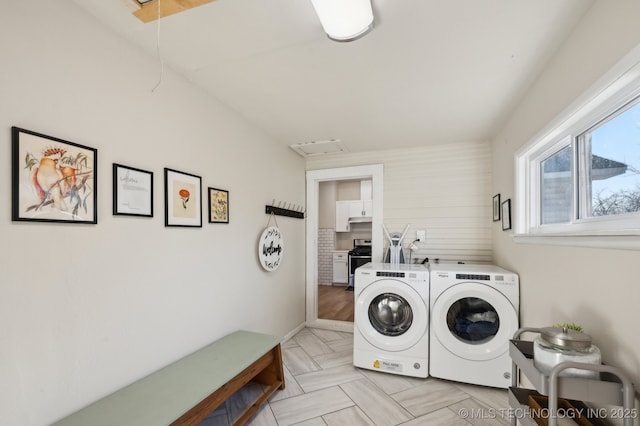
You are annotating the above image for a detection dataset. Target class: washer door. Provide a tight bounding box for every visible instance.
[356,279,428,352]
[431,282,517,361]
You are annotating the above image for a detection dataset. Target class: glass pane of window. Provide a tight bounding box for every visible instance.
[540,145,573,224]
[585,101,640,217]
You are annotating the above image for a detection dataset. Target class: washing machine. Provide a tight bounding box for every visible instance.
[353,263,430,378]
[429,263,519,388]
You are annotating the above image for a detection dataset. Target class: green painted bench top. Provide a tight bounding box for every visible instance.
[53,330,282,426]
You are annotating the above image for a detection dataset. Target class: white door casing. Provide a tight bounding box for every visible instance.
[306,164,384,331]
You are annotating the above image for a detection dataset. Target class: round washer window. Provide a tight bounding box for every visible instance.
[446,297,500,344]
[368,292,413,336]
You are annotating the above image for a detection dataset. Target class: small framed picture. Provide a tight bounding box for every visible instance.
[502,198,512,231]
[164,168,202,227]
[208,187,229,223]
[492,194,501,222]
[11,127,97,224]
[113,163,153,217]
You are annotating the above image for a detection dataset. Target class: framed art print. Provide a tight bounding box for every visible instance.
[208,187,229,223]
[164,168,202,227]
[11,126,97,224]
[492,194,501,222]
[113,163,153,217]
[502,198,512,231]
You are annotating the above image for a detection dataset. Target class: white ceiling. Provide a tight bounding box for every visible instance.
[71,0,593,155]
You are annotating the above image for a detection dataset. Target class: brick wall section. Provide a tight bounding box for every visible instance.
[318,228,335,285]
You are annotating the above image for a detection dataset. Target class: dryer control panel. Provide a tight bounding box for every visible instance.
[377,271,405,278]
[456,274,490,280]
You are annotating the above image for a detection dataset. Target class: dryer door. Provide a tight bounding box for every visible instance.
[431,282,517,361]
[356,278,428,352]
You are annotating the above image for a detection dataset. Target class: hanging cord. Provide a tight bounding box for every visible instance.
[151,0,164,92]
[266,211,279,228]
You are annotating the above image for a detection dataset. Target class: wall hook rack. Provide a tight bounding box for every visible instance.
[266,200,305,219]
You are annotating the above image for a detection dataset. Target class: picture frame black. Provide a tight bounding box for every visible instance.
[164,168,202,227]
[208,187,229,224]
[11,126,97,224]
[113,163,153,217]
[502,198,512,231]
[492,194,501,222]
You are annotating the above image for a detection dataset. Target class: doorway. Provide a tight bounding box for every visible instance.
[305,164,383,332]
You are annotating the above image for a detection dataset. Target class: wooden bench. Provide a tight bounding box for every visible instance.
[53,330,285,426]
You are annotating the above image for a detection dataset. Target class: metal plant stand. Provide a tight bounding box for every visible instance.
[509,327,635,426]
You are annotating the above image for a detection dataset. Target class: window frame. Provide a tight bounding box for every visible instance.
[514,44,640,250]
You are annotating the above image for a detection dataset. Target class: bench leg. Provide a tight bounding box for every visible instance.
[171,344,285,426]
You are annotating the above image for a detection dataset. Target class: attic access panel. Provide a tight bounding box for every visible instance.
[289,140,348,158]
[131,0,215,23]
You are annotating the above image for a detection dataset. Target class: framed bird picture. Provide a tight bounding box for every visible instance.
[11,127,98,224]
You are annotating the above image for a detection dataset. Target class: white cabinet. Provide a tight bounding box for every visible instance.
[332,251,349,284]
[348,200,372,218]
[335,201,350,232]
[361,180,372,200]
[334,180,373,233]
[335,200,372,232]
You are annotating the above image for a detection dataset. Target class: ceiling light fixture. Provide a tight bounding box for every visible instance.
[131,0,215,23]
[310,0,374,42]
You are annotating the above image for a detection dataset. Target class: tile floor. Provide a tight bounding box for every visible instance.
[199,327,510,426]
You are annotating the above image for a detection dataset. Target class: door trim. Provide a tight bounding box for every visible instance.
[305,164,384,331]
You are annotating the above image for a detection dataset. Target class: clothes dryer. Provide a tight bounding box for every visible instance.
[353,263,430,378]
[429,263,519,388]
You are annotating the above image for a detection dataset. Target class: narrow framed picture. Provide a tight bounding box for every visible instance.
[208,187,229,223]
[492,194,501,222]
[164,168,202,227]
[113,163,153,217]
[11,126,97,224]
[502,198,512,231]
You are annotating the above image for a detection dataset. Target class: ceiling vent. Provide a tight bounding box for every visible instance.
[289,139,348,158]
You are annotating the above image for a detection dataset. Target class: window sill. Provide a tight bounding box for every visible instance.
[512,234,640,251]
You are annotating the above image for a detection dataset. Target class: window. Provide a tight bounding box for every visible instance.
[515,44,640,249]
[582,100,640,219]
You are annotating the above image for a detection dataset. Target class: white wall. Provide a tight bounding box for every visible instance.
[0,2,305,425]
[493,0,640,390]
[307,142,492,263]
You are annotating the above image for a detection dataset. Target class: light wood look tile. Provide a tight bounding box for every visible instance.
[199,327,512,426]
[294,332,335,357]
[359,368,428,395]
[268,386,354,426]
[322,406,376,425]
[453,381,509,410]
[295,364,365,393]
[289,418,327,426]
[326,337,353,353]
[391,379,471,417]
[309,328,349,342]
[401,407,472,425]
[448,398,510,426]
[313,349,353,369]
[340,379,414,426]
[282,346,321,375]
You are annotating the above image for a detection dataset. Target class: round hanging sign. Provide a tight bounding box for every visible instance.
[258,226,284,271]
